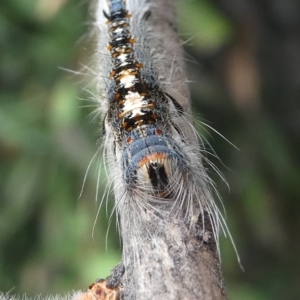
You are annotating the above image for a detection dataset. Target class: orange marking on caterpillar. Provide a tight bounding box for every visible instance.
[135,62,143,68]
[129,38,136,44]
[138,153,167,167]
[127,136,133,144]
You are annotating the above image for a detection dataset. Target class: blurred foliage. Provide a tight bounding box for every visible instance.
[1,0,300,299]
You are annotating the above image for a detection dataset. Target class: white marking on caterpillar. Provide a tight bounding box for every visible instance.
[92,0,240,268]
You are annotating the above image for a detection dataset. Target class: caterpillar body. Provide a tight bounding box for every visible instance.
[94,0,230,269]
[105,0,193,203]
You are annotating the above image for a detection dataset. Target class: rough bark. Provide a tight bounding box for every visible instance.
[107,215,226,300]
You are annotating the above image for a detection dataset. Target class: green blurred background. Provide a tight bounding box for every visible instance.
[1,0,300,299]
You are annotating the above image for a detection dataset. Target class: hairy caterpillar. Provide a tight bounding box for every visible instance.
[1,1,236,299]
[93,0,234,258]
[77,0,241,298]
